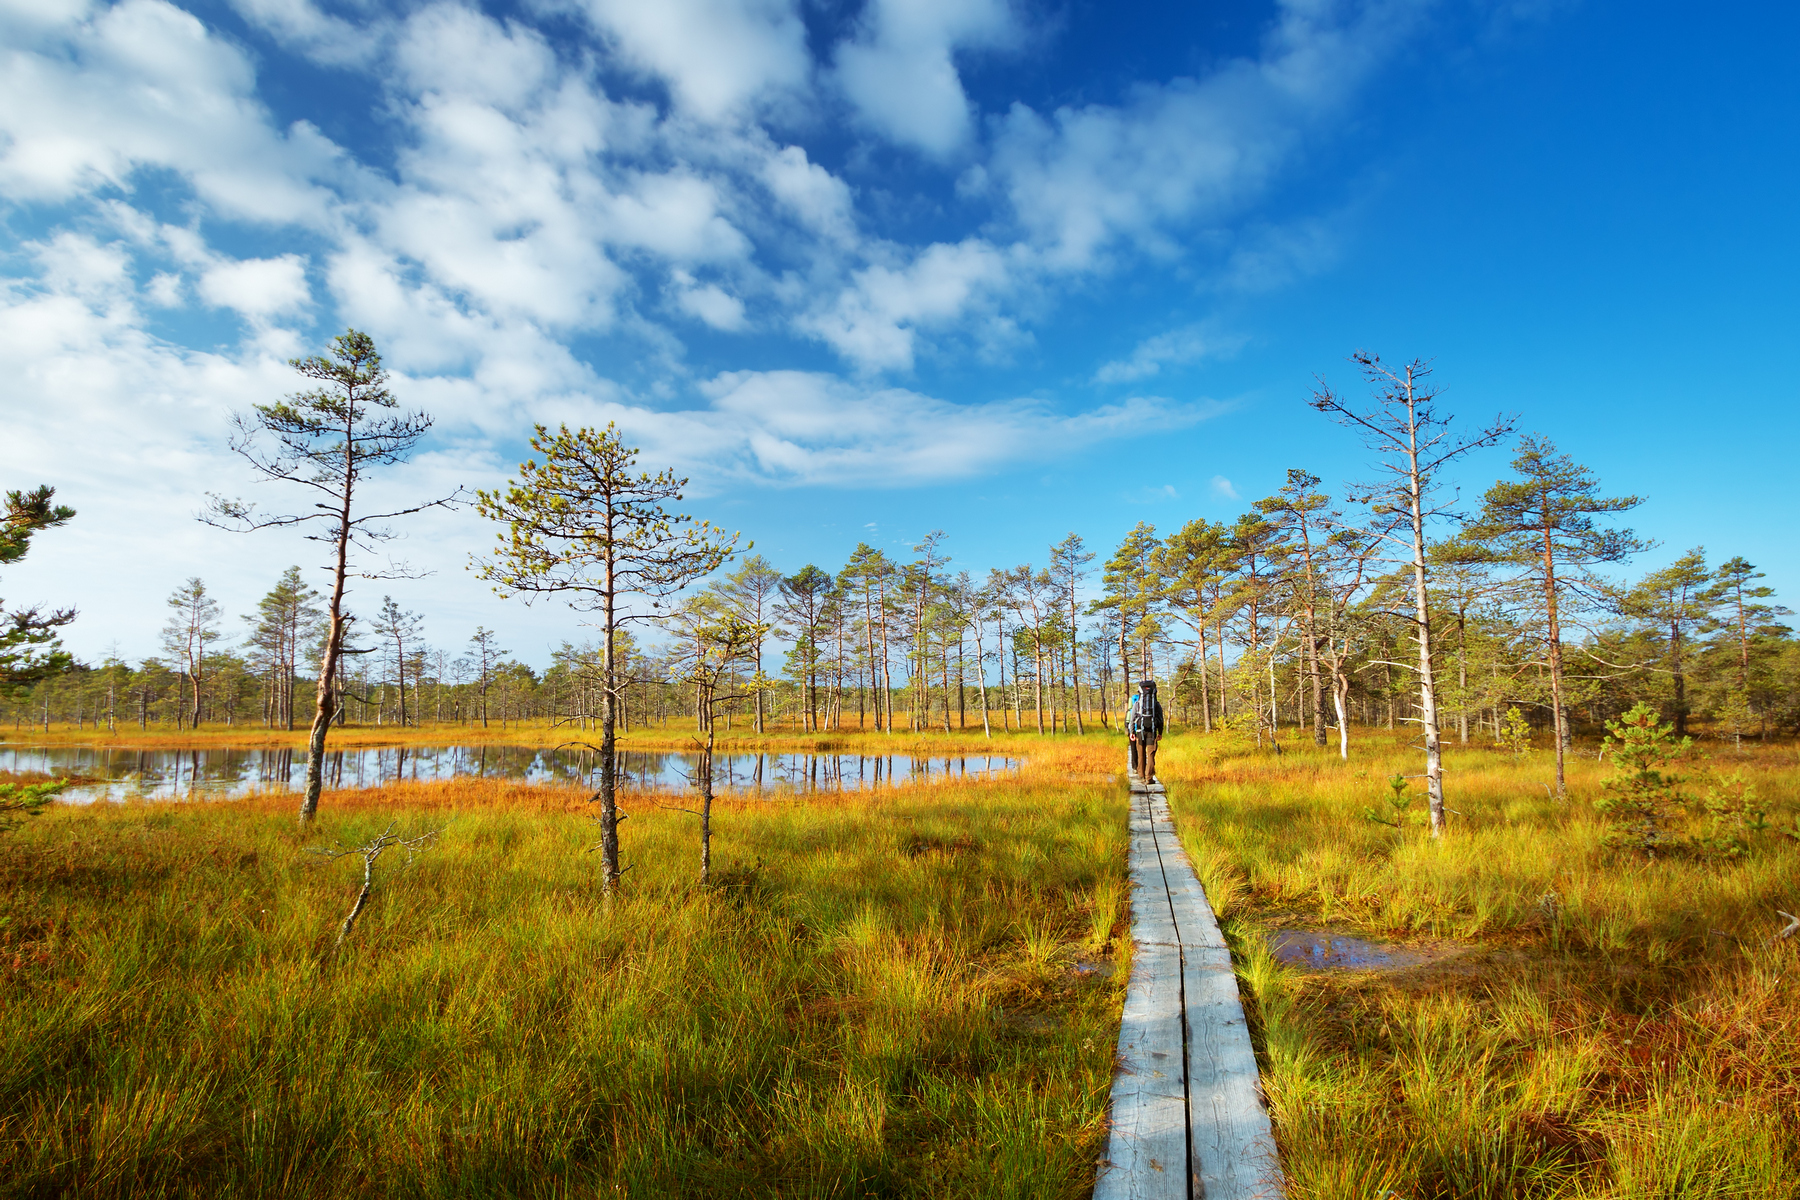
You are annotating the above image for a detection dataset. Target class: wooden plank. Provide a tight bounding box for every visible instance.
[1162,801,1285,1200]
[1184,951,1284,1200]
[1095,938,1188,1200]
[1129,834,1179,947]
[1156,838,1229,952]
[1100,777,1287,1200]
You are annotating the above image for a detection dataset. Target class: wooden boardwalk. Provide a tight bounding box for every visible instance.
[1094,778,1285,1200]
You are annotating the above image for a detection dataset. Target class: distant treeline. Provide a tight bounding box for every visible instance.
[9,531,1793,747]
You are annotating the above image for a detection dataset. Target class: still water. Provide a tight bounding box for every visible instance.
[0,744,1020,803]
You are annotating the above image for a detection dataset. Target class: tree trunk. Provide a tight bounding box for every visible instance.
[299,474,354,827]
[972,611,992,739]
[1068,584,1085,735]
[1670,616,1688,736]
[699,714,714,884]
[1541,507,1568,797]
[1406,418,1448,837]
[1216,616,1229,723]
[1119,610,1131,704]
[599,509,621,894]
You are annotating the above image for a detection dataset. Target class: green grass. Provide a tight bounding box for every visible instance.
[1161,730,1800,1199]
[0,774,1127,1198]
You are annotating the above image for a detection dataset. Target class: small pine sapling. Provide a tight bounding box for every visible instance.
[1363,773,1415,832]
[1499,706,1535,757]
[1694,772,1769,860]
[1594,702,1690,856]
[0,779,66,833]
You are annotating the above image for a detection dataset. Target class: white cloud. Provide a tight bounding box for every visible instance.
[802,238,1009,371]
[198,254,311,319]
[32,231,132,303]
[145,272,184,307]
[575,0,810,122]
[671,271,747,331]
[1095,323,1245,383]
[834,0,1016,158]
[395,4,555,112]
[689,370,1218,485]
[0,0,351,224]
[1125,483,1180,504]
[0,0,1434,662]
[988,0,1422,269]
[1222,217,1341,293]
[761,145,857,245]
[1209,475,1239,501]
[225,0,382,68]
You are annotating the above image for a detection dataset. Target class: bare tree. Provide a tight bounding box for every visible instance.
[1049,533,1095,734]
[1004,565,1056,734]
[207,329,459,826]
[1316,525,1387,759]
[958,571,995,739]
[1311,354,1514,835]
[1257,472,1333,748]
[313,823,440,951]
[372,596,423,727]
[160,578,221,728]
[474,422,737,895]
[466,626,504,727]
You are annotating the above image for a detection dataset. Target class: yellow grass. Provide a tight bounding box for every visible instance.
[14,717,1797,1195]
[1,760,1128,1197]
[1160,728,1800,1198]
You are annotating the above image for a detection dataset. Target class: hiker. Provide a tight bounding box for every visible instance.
[1127,680,1165,783]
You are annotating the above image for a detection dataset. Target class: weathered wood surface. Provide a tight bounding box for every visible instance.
[1096,778,1285,1200]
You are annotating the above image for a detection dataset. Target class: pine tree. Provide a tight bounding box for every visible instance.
[208,329,457,825]
[1467,435,1649,796]
[709,555,785,733]
[1707,559,1790,683]
[474,422,737,895]
[245,567,322,730]
[1098,523,1162,694]
[839,545,897,732]
[0,486,77,685]
[1622,548,1714,736]
[776,565,834,731]
[1049,533,1095,734]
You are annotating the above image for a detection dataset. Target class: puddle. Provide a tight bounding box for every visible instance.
[1267,930,1441,972]
[1072,960,1114,979]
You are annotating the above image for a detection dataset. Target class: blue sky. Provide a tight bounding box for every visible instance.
[2,0,1794,666]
